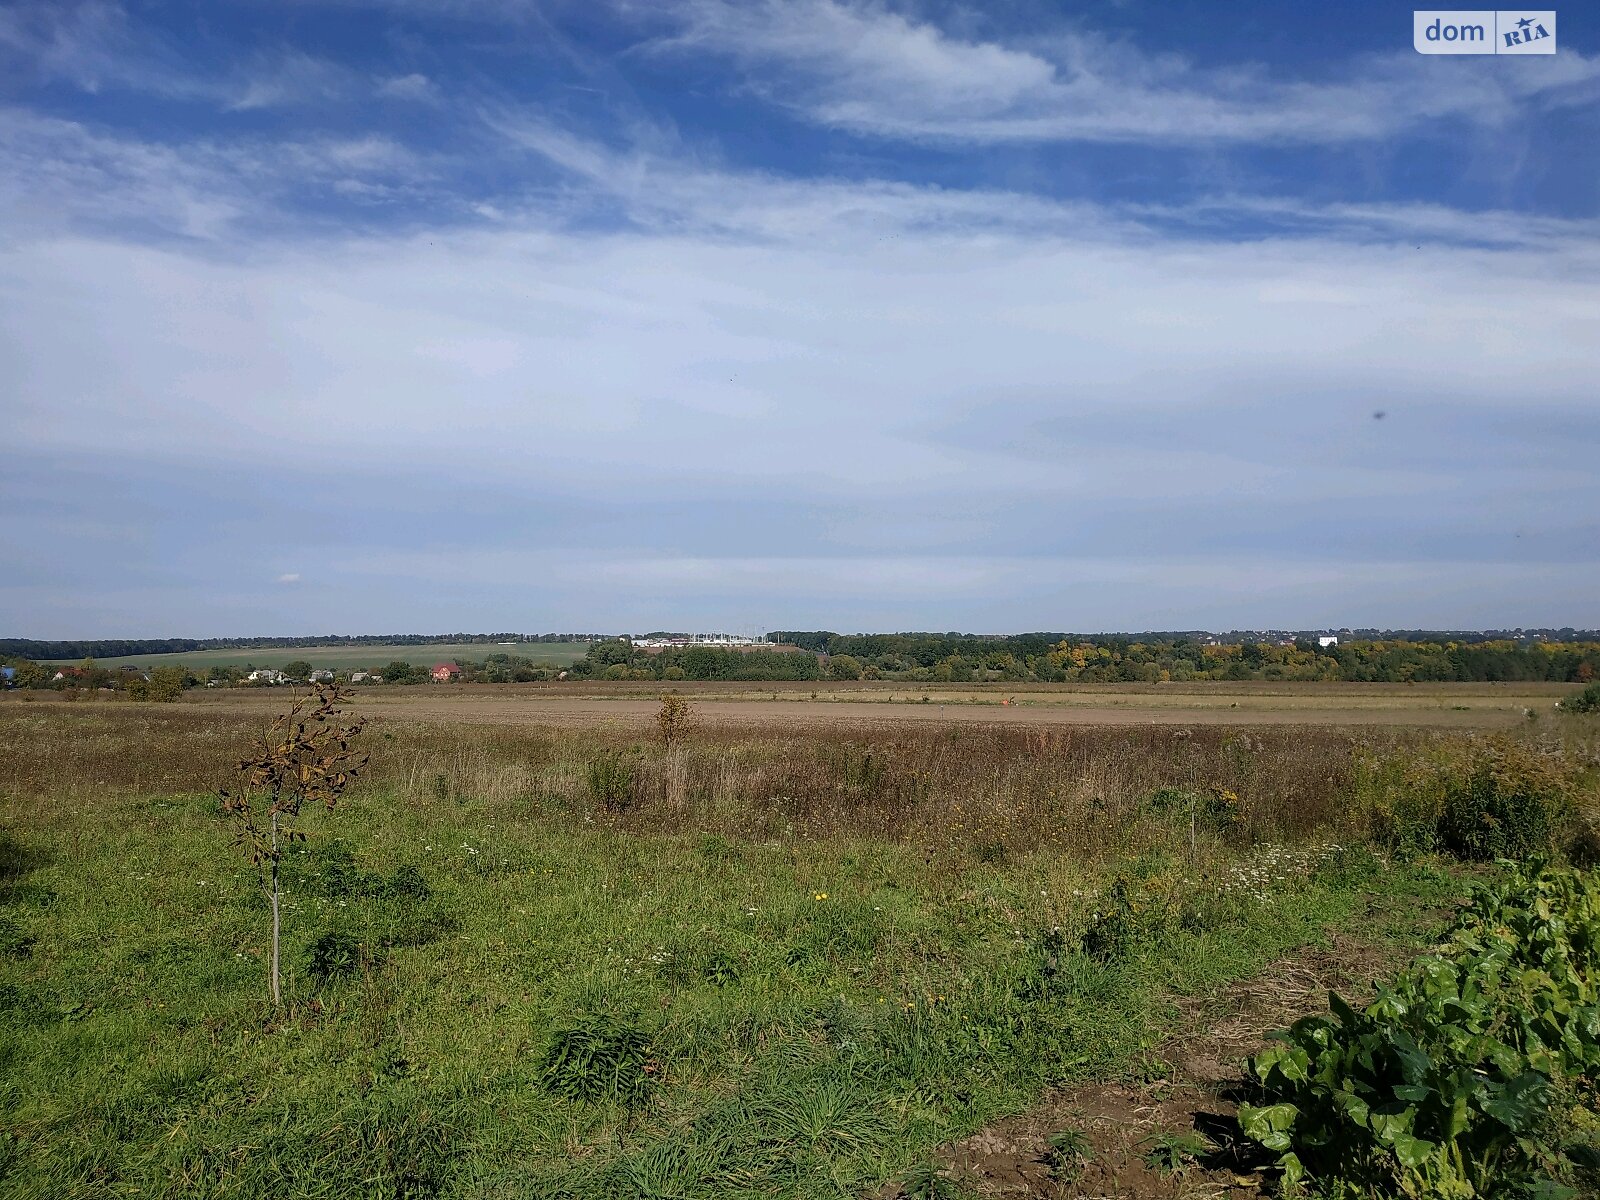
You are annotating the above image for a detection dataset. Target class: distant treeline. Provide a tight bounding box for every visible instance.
[577,635,1600,684]
[6,629,1595,664]
[8,631,1600,689]
[0,634,602,659]
[777,630,1600,655]
[576,642,822,682]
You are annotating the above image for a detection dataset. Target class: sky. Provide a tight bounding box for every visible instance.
[1,1,1598,638]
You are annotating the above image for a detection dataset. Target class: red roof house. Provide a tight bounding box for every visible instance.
[430,662,462,682]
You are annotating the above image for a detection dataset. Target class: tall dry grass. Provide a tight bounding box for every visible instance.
[0,698,1487,861]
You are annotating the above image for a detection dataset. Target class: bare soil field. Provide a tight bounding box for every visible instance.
[43,679,1567,730]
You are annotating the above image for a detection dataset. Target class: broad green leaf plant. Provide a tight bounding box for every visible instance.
[1239,860,1600,1198]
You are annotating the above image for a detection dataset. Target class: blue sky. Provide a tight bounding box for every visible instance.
[2,1,1597,637]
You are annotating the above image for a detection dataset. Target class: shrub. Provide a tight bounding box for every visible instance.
[1145,785,1241,839]
[1352,750,1441,860]
[1357,737,1579,863]
[656,693,693,746]
[1436,739,1572,861]
[1557,681,1600,714]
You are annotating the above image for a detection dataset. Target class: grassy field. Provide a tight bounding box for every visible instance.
[164,678,1576,731]
[40,642,591,672]
[1,695,1595,1198]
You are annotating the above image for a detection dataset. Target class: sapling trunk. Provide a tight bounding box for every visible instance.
[269,809,281,1006]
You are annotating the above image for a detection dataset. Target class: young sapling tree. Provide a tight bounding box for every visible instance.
[220,682,367,1005]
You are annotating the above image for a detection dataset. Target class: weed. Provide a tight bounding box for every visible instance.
[305,930,366,985]
[1043,1128,1091,1182]
[898,1160,965,1199]
[541,1016,659,1111]
[585,753,635,812]
[1139,1129,1211,1174]
[656,693,694,747]
[970,839,1008,865]
[1080,875,1173,961]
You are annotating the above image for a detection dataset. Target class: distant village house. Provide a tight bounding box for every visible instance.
[430,662,462,682]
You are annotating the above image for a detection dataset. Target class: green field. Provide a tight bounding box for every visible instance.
[43,641,590,672]
[1,701,1595,1198]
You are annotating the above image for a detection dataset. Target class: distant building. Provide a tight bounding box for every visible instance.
[309,669,334,682]
[1318,636,1339,648]
[430,662,462,682]
[246,668,288,685]
[350,670,372,683]
[629,633,795,655]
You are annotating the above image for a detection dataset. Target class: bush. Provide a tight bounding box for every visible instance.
[1436,739,1572,862]
[656,693,693,746]
[1357,737,1579,863]
[1353,750,1441,860]
[1557,681,1600,713]
[1145,785,1241,836]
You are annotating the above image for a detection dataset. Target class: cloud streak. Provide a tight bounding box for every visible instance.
[644,0,1600,145]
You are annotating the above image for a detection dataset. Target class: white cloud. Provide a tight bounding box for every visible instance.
[227,50,355,111]
[377,72,439,102]
[0,67,1596,629]
[0,2,365,112]
[642,0,1600,145]
[277,573,302,584]
[0,110,432,238]
[0,0,203,99]
[4,174,1595,487]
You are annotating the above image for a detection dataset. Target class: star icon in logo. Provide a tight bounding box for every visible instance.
[1517,16,1533,30]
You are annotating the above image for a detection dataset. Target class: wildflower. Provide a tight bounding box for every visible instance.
[813,892,828,901]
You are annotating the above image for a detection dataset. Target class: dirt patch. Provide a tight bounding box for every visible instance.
[889,929,1436,1198]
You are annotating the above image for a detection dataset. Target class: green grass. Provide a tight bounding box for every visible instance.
[0,781,1462,1200]
[40,642,589,672]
